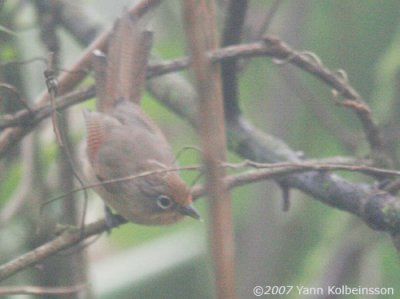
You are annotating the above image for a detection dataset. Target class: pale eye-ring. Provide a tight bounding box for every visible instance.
[156,195,173,210]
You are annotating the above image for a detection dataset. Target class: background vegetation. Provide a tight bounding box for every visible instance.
[0,0,400,298]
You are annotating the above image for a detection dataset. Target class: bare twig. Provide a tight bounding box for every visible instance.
[0,38,375,132]
[43,52,89,229]
[0,54,397,238]
[0,0,162,156]
[44,52,63,146]
[2,159,400,281]
[35,1,92,292]
[145,37,381,156]
[0,86,94,130]
[224,159,400,176]
[43,165,202,207]
[261,35,383,153]
[0,36,383,154]
[0,219,111,281]
[1,1,397,244]
[183,1,237,298]
[43,159,400,205]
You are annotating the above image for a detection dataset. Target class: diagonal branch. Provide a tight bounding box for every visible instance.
[0,39,381,131]
[1,160,400,281]
[1,0,397,239]
[1,41,398,236]
[1,36,381,154]
[0,0,162,155]
[261,36,382,153]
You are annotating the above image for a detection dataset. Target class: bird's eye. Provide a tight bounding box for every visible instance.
[156,195,173,210]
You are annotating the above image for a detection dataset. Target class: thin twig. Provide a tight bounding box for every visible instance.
[261,35,383,153]
[0,86,94,130]
[0,219,111,281]
[43,49,88,229]
[42,159,400,205]
[0,0,162,155]
[42,165,201,208]
[2,159,400,281]
[0,37,382,154]
[44,52,63,146]
[0,3,396,247]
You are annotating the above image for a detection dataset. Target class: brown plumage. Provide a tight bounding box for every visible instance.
[82,12,199,225]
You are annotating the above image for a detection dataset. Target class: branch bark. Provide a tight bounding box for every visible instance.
[182,1,236,298]
[220,0,248,121]
[0,12,397,233]
[0,35,382,155]
[1,1,399,275]
[1,160,400,281]
[0,33,397,237]
[0,0,162,155]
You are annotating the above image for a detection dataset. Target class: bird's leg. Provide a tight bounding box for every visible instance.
[104,205,125,233]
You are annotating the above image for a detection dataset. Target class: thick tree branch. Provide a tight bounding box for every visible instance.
[2,160,399,281]
[220,0,248,120]
[1,0,397,240]
[1,41,398,234]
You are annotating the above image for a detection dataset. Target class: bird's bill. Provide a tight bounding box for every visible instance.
[179,204,201,220]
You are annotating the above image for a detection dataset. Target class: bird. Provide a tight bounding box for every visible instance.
[81,12,200,226]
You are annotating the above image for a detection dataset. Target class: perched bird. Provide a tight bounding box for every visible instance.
[82,12,200,225]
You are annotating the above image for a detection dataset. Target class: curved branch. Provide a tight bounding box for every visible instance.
[2,160,400,281]
[0,0,397,241]
[0,38,381,130]
[1,39,398,234]
[3,1,379,156]
[1,36,382,153]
